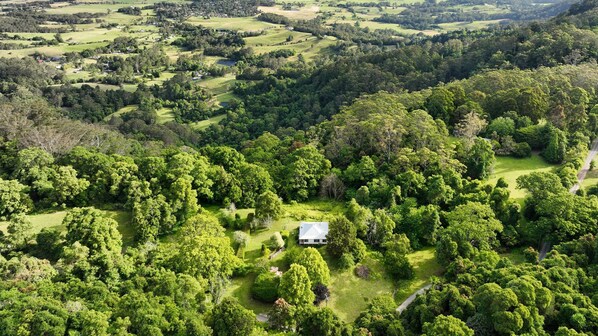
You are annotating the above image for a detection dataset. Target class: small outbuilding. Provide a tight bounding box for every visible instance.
[298,222,328,245]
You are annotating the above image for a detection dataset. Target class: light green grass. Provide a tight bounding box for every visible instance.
[199,73,239,96]
[501,247,527,265]
[156,107,175,124]
[327,252,395,322]
[394,248,442,303]
[488,154,556,200]
[581,169,598,189]
[104,104,137,121]
[0,208,134,245]
[226,274,272,314]
[192,114,226,130]
[186,17,276,31]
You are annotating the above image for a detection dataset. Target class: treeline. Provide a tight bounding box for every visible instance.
[152,0,264,20]
[204,5,598,144]
[117,6,141,15]
[170,23,246,57]
[375,0,576,30]
[0,10,104,33]
[257,13,406,45]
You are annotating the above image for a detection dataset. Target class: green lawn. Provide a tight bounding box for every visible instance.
[192,114,226,130]
[488,154,556,201]
[0,208,134,245]
[156,107,175,124]
[394,248,442,303]
[327,252,396,322]
[581,169,598,189]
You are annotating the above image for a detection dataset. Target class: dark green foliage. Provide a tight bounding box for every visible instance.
[542,125,568,164]
[298,308,349,336]
[251,272,280,303]
[211,297,256,336]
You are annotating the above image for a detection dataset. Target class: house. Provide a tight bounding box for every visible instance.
[298,222,328,245]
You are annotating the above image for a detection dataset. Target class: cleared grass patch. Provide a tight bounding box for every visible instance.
[488,154,555,200]
[156,107,175,124]
[327,252,395,322]
[0,208,134,245]
[581,169,598,189]
[394,248,442,304]
[192,114,226,130]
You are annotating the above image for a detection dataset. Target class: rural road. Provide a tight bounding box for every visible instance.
[569,138,598,194]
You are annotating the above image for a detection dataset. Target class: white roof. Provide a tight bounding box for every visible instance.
[299,222,329,240]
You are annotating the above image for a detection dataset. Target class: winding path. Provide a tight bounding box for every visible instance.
[569,138,598,194]
[396,284,432,313]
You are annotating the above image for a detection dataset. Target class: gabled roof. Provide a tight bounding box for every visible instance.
[299,222,329,240]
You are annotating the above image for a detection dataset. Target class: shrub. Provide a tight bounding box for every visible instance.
[251,272,280,303]
[269,232,285,250]
[354,265,370,279]
[352,239,367,262]
[523,247,539,264]
[339,253,355,270]
[313,283,330,304]
[512,142,532,158]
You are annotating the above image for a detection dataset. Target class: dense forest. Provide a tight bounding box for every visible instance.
[1,0,598,335]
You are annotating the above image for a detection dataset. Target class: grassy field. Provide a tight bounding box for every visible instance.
[582,172,598,189]
[393,248,442,303]
[488,154,556,200]
[156,107,175,124]
[193,114,227,130]
[0,208,134,245]
[327,252,396,321]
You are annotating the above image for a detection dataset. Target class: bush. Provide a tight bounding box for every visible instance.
[261,244,271,257]
[523,247,539,264]
[556,165,578,189]
[339,253,355,270]
[512,142,532,158]
[354,265,370,279]
[514,124,548,150]
[251,272,280,303]
[352,239,367,262]
[313,283,330,304]
[283,246,301,267]
[280,229,290,242]
[269,232,285,250]
[587,184,598,196]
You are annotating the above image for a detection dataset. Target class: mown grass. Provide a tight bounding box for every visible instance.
[488,154,555,201]
[581,169,598,189]
[192,114,227,130]
[0,208,134,245]
[156,107,175,124]
[326,251,396,322]
[394,248,442,304]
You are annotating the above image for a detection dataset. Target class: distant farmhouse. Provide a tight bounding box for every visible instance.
[298,222,328,245]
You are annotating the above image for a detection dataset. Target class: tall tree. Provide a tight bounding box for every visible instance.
[327,215,358,258]
[211,297,255,336]
[254,190,283,220]
[294,247,330,286]
[278,264,315,305]
[62,208,126,282]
